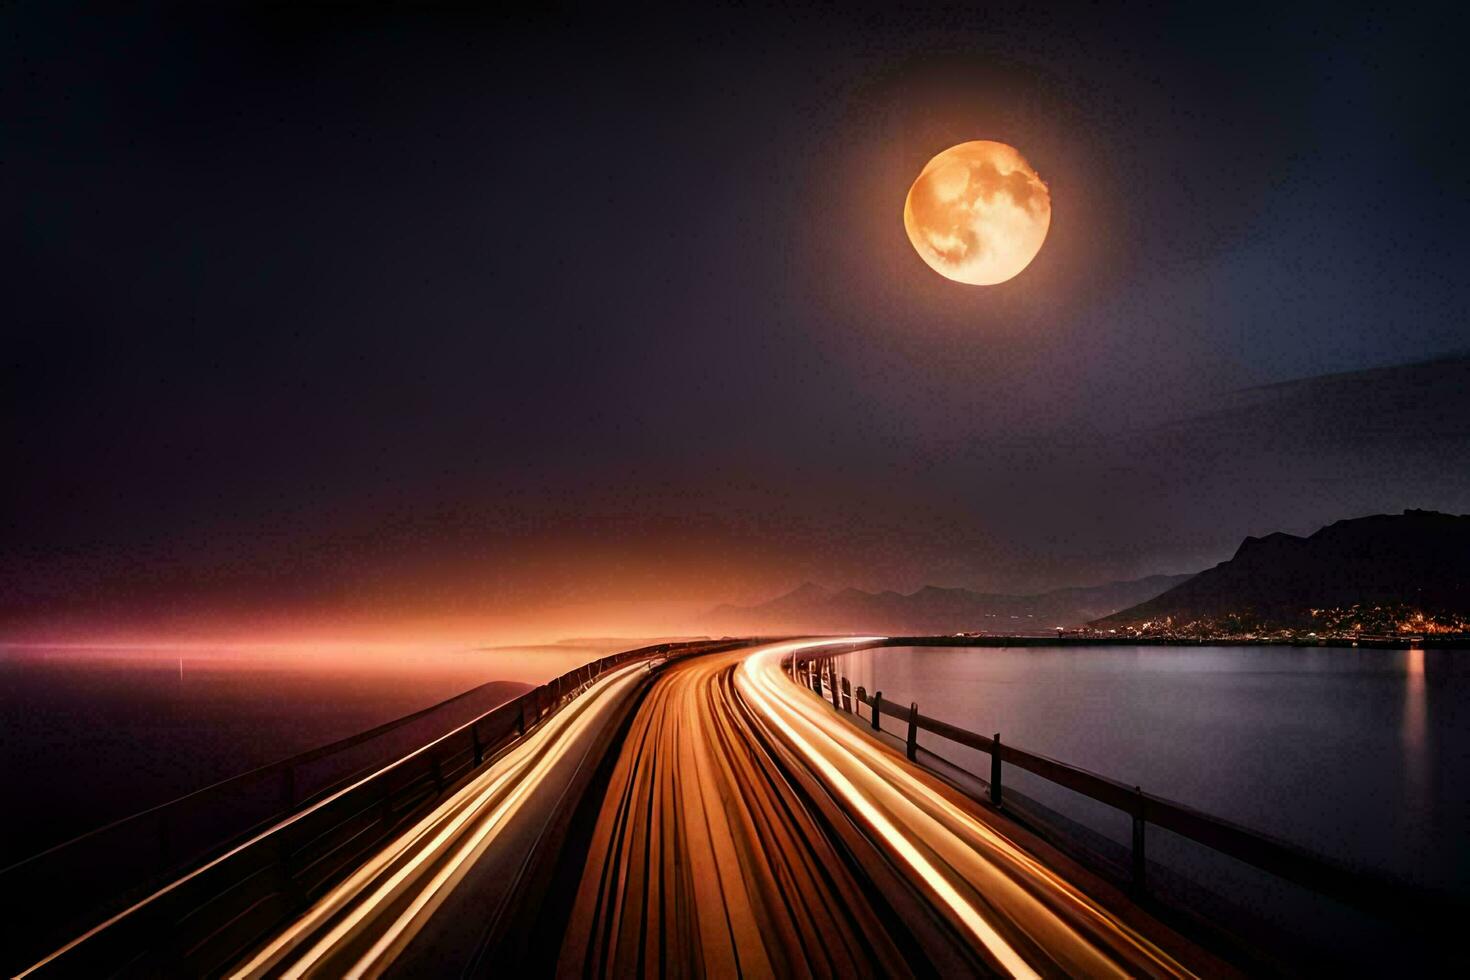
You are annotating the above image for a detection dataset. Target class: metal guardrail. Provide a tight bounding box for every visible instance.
[3,640,718,977]
[786,651,1457,932]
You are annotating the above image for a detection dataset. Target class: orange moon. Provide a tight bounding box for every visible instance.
[903,140,1051,285]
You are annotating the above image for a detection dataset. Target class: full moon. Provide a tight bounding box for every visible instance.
[903,140,1051,285]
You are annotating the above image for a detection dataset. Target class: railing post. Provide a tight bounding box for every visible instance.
[906,703,918,761]
[1132,786,1147,896]
[830,666,841,709]
[990,733,1002,806]
[840,676,852,712]
[871,691,882,731]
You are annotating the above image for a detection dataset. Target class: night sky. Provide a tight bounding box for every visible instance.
[5,4,1468,642]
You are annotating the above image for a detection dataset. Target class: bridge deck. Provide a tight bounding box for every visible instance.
[228,659,655,978]
[559,640,1227,978]
[19,639,1244,978]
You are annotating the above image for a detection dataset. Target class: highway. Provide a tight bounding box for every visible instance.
[46,638,1219,977]
[558,638,919,977]
[560,638,1210,978]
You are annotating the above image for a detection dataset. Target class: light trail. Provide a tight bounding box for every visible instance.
[17,669,590,980]
[557,640,920,976]
[230,659,654,979]
[736,641,1196,978]
[563,638,1203,978]
[736,641,1041,978]
[33,639,1212,977]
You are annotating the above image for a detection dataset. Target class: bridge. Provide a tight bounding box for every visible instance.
[3,638,1458,976]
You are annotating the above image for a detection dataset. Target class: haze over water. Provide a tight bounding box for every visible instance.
[0,642,627,864]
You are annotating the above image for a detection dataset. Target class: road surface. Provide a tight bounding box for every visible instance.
[228,658,657,978]
[559,638,1211,978]
[56,638,1220,978]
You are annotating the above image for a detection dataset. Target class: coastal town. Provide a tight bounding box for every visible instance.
[1060,602,1470,644]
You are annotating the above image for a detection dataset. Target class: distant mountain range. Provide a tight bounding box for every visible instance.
[1097,509,1470,629]
[705,573,1195,635]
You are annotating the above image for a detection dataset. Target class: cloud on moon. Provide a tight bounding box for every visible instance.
[904,141,1051,285]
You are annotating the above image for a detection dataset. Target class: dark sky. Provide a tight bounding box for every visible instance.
[4,3,1468,641]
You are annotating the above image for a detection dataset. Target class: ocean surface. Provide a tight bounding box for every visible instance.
[0,641,631,864]
[838,644,1469,893]
[840,643,1470,928]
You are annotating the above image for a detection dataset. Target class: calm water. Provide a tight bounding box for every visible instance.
[0,642,629,864]
[840,644,1469,893]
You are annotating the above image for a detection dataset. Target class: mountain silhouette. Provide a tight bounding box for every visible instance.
[706,573,1194,635]
[1098,509,1470,628]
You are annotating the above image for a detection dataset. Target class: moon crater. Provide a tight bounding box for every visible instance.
[903,140,1051,286]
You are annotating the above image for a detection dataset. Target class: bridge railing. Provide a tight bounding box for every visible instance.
[786,652,1456,934]
[2,640,701,977]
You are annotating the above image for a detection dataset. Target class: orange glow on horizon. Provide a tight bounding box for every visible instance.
[0,599,714,654]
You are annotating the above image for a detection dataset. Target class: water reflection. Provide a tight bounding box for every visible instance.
[1402,647,1426,746]
[846,643,1469,892]
[0,640,630,864]
[1402,646,1428,809]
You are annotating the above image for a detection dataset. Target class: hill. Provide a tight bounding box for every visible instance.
[705,573,1194,635]
[1096,509,1470,632]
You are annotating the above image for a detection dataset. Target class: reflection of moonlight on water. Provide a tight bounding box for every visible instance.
[904,140,1050,285]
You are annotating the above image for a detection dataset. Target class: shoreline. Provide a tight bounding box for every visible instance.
[882,634,1469,650]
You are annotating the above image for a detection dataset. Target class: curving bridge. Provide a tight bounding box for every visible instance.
[7,638,1449,977]
[559,640,1196,978]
